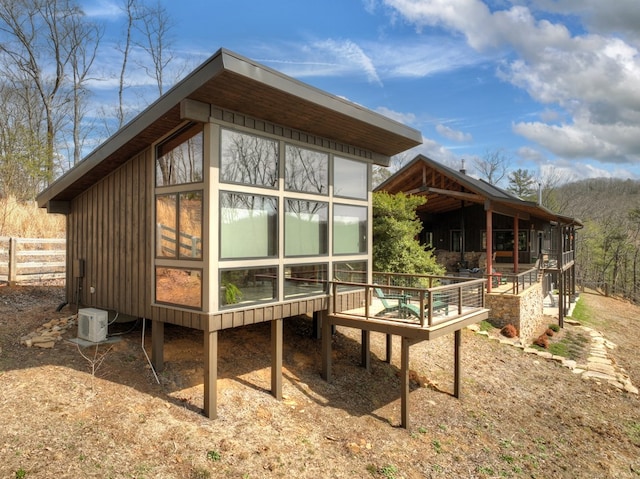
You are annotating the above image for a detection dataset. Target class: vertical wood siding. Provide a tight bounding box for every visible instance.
[67,150,154,320]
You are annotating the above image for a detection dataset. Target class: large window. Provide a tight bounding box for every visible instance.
[220,192,278,259]
[333,261,367,290]
[285,145,328,194]
[156,124,203,186]
[220,267,277,307]
[156,192,203,259]
[333,204,367,254]
[285,199,328,256]
[284,264,327,298]
[155,267,202,309]
[334,156,367,199]
[220,129,278,187]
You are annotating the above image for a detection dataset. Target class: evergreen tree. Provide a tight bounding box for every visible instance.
[372,191,444,276]
[507,168,537,200]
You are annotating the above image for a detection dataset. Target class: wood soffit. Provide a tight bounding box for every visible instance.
[378,157,565,222]
[38,48,421,206]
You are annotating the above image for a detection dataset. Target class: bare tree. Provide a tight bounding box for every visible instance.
[0,0,99,180]
[115,0,137,129]
[473,149,510,185]
[133,0,178,96]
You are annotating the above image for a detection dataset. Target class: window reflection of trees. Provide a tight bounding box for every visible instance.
[156,125,203,186]
[220,129,278,187]
[285,145,328,194]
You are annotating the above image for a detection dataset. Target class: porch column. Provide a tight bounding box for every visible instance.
[486,206,494,293]
[513,214,519,273]
[151,320,164,372]
[203,330,218,419]
[271,318,283,400]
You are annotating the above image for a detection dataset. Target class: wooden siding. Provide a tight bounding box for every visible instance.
[67,149,154,320]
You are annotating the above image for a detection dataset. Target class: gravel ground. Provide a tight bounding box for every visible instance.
[0,285,639,478]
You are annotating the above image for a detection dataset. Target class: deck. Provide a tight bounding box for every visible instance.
[321,278,490,428]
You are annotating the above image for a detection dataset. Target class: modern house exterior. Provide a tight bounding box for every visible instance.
[376,155,582,337]
[36,48,424,419]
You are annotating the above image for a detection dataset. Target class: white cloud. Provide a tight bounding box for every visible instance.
[382,0,640,167]
[376,107,417,125]
[436,123,472,142]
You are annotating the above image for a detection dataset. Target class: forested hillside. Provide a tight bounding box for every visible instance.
[554,178,640,302]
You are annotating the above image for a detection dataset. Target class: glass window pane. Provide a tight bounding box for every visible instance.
[155,267,202,309]
[284,264,327,298]
[334,156,367,199]
[333,261,367,290]
[220,267,277,307]
[285,199,328,256]
[220,129,278,187]
[178,192,202,259]
[333,204,367,254]
[156,124,203,186]
[156,194,177,258]
[220,192,278,258]
[285,145,328,194]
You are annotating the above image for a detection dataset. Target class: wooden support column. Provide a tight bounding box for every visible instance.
[321,310,332,382]
[312,311,321,339]
[361,330,371,370]
[151,320,164,372]
[454,329,462,399]
[203,330,218,419]
[385,334,393,363]
[400,336,410,429]
[271,318,283,400]
[513,214,519,273]
[486,206,494,293]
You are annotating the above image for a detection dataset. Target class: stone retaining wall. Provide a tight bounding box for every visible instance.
[485,283,546,344]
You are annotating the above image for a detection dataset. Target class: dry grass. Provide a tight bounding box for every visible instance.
[0,197,65,238]
[1,287,639,478]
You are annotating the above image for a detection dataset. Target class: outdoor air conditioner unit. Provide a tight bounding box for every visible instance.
[77,308,108,343]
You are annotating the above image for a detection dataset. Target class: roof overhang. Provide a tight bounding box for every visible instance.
[38,48,422,207]
[376,155,583,227]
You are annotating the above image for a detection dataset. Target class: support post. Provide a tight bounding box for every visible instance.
[361,330,371,370]
[321,310,332,382]
[454,329,462,399]
[486,207,494,293]
[271,318,283,400]
[312,311,321,339]
[513,214,519,273]
[8,237,17,286]
[203,330,218,419]
[151,320,164,372]
[385,334,393,363]
[400,336,410,429]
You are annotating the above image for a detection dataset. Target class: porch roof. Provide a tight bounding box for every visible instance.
[376,155,582,226]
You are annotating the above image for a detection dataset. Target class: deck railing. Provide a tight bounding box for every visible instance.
[331,274,486,328]
[495,267,540,295]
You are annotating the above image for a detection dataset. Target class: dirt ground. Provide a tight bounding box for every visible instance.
[1,285,639,479]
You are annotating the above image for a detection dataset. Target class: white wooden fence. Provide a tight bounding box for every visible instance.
[0,237,66,285]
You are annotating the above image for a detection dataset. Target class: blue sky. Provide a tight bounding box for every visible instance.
[82,0,640,184]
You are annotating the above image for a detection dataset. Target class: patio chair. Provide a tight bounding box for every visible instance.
[374,288,448,320]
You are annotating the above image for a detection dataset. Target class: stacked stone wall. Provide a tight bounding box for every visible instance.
[485,283,546,344]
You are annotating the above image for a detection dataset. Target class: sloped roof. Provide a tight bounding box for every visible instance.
[376,155,582,226]
[38,48,421,207]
